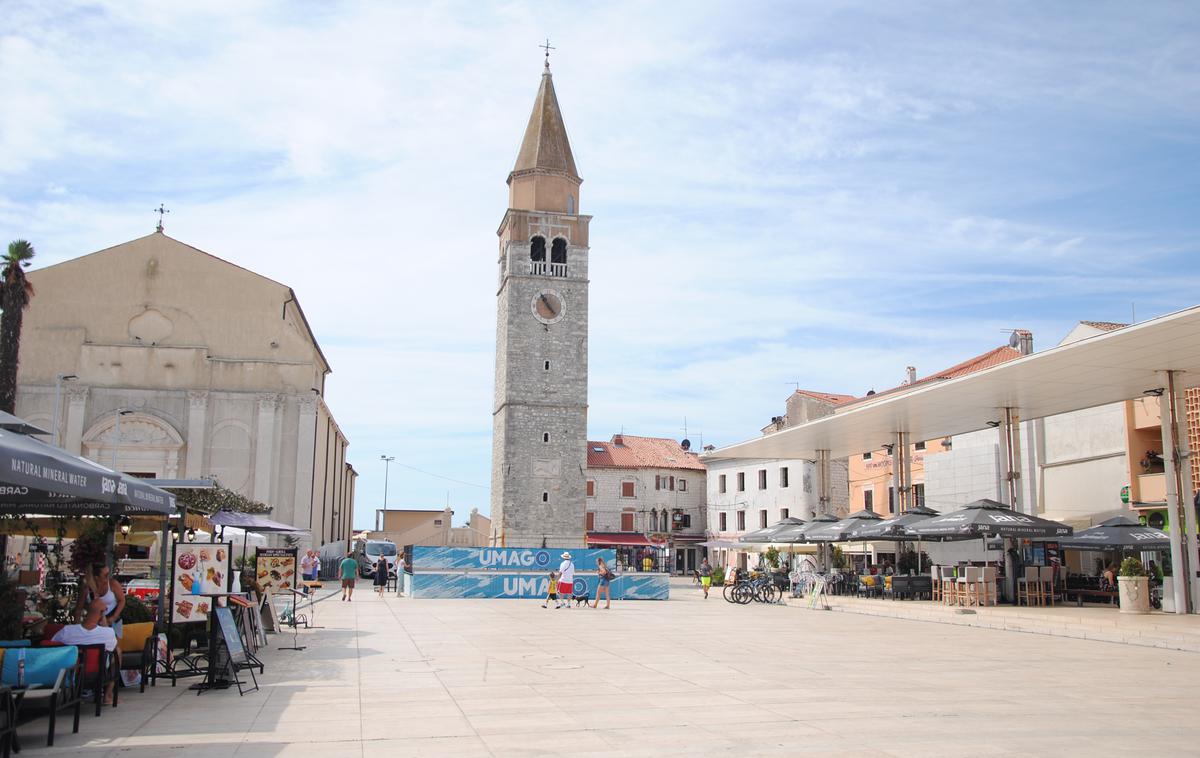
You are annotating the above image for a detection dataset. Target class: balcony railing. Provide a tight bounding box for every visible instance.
[528,261,568,278]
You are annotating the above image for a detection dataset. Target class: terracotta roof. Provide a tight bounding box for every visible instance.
[586,435,706,471]
[844,346,1023,408]
[794,389,857,405]
[1080,321,1128,332]
[511,66,578,179]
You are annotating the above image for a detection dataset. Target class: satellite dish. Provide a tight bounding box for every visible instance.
[1008,331,1022,349]
[680,439,691,451]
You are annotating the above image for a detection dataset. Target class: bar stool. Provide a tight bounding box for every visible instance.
[979,566,998,606]
[940,566,958,606]
[1039,565,1056,606]
[1017,565,1041,606]
[956,566,982,607]
[930,565,942,602]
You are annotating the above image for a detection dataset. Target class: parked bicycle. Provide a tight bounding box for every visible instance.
[723,568,783,604]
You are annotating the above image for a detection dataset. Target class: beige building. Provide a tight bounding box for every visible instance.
[15,231,356,549]
[373,507,491,547]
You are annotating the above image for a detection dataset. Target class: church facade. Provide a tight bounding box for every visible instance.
[15,232,356,549]
[490,61,590,547]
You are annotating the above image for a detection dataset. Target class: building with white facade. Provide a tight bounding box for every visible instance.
[584,435,706,574]
[15,231,356,549]
[706,391,850,570]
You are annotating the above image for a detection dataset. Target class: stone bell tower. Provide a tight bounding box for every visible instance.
[490,58,590,548]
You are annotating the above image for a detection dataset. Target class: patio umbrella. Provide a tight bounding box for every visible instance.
[1057,516,1169,550]
[739,517,807,544]
[806,509,885,542]
[0,428,176,516]
[848,506,941,573]
[0,410,50,436]
[907,499,1073,540]
[209,510,310,564]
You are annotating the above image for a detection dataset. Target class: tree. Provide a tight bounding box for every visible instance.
[0,239,36,413]
[174,483,270,515]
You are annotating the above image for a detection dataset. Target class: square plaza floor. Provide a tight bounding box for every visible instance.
[18,578,1199,757]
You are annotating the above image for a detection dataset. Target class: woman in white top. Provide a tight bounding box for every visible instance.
[77,563,127,640]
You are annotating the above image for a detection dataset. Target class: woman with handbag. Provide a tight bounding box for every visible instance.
[592,557,614,609]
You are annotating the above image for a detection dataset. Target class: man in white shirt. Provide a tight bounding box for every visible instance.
[53,598,118,704]
[557,552,576,609]
[300,550,315,582]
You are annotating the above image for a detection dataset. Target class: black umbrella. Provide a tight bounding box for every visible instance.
[1057,515,1168,550]
[848,506,941,540]
[739,516,806,544]
[907,499,1073,540]
[806,509,885,542]
[0,428,176,516]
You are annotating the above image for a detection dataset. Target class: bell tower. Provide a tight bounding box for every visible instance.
[490,58,590,547]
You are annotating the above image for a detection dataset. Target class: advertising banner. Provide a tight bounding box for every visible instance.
[410,571,669,600]
[170,542,232,623]
[255,547,298,594]
[412,546,616,572]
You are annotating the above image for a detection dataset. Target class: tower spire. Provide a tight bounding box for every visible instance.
[511,54,578,181]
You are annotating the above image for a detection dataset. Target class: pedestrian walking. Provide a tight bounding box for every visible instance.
[541,569,559,608]
[300,550,316,582]
[340,551,358,601]
[373,556,389,597]
[396,554,407,596]
[557,552,576,609]
[592,557,613,609]
[699,557,713,599]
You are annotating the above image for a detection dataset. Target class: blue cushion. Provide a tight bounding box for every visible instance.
[0,640,31,648]
[0,645,78,687]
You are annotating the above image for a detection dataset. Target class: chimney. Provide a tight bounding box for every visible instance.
[1016,330,1033,356]
[905,366,917,385]
[613,435,624,446]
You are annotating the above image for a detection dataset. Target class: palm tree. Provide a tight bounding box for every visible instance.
[0,239,36,413]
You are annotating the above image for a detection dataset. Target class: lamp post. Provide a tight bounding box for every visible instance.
[111,409,133,471]
[50,374,77,446]
[379,455,395,531]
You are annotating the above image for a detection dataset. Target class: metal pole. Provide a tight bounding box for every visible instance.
[111,409,128,471]
[1159,370,1195,614]
[156,518,170,628]
[51,374,75,447]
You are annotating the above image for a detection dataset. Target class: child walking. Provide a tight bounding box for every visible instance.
[541,570,559,608]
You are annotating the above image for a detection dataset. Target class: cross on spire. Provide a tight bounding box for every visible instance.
[539,38,555,69]
[154,203,170,233]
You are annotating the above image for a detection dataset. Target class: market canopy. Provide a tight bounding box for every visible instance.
[849,506,941,540]
[907,499,1072,540]
[705,305,1200,462]
[1056,515,1169,550]
[0,427,175,516]
[208,511,308,533]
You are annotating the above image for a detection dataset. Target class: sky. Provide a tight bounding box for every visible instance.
[3,1,1199,530]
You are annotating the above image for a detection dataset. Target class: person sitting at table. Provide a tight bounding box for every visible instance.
[1100,563,1117,591]
[53,598,119,705]
[76,563,126,643]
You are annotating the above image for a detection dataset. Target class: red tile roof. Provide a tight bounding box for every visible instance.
[586,435,706,471]
[794,389,857,405]
[1080,321,1128,332]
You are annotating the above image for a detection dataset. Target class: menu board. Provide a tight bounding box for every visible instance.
[215,606,247,665]
[255,547,298,595]
[170,542,232,624]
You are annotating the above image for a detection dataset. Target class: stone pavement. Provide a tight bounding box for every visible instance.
[19,578,1199,757]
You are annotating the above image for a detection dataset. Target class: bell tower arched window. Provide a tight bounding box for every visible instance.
[530,236,546,262]
[551,238,567,265]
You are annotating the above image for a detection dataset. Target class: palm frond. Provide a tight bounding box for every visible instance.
[5,239,35,263]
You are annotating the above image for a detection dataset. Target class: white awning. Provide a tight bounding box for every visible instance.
[705,304,1200,461]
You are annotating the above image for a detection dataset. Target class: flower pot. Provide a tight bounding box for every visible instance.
[1118,576,1150,614]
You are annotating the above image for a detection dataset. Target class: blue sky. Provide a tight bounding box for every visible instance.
[3,2,1199,529]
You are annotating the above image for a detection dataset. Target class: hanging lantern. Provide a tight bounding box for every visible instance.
[118,516,132,536]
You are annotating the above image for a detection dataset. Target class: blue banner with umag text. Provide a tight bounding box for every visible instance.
[411,546,616,572]
[410,571,669,600]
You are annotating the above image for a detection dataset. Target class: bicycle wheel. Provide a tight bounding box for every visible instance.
[723,583,738,603]
[734,584,754,604]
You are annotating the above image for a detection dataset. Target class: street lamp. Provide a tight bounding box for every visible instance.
[185,527,197,542]
[112,409,133,471]
[50,374,77,447]
[118,515,132,536]
[379,455,395,531]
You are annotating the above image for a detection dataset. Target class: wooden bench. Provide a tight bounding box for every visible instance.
[1065,588,1118,607]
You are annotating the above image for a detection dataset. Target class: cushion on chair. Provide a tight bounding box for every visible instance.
[0,645,78,687]
[0,640,31,648]
[119,622,154,655]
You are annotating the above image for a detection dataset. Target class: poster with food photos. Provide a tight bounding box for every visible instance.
[255,547,298,595]
[170,542,232,624]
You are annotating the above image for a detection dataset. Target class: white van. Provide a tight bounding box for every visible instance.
[355,539,398,578]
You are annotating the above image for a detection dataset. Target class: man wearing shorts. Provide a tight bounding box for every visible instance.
[699,557,713,599]
[339,551,358,601]
[557,552,575,609]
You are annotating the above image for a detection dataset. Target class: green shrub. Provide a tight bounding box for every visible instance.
[121,593,155,624]
[1119,557,1147,577]
[764,546,780,569]
[711,566,725,586]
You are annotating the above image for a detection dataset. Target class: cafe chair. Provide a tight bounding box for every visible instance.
[930,566,942,602]
[979,566,998,606]
[1018,566,1042,606]
[1039,565,1056,606]
[956,566,982,607]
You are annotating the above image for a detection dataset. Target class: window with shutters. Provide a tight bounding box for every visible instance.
[759,510,768,528]
[736,511,746,531]
[621,481,635,498]
[780,467,789,488]
[620,512,634,531]
[586,479,595,497]
[758,470,767,490]
[719,512,727,531]
[719,475,726,494]
[737,473,745,492]
[586,511,595,531]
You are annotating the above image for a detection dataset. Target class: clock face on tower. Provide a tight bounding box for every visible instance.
[532,290,565,324]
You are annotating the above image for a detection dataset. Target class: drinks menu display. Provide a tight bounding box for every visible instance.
[170,542,232,624]
[255,547,298,594]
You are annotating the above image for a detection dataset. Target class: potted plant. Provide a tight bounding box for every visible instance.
[1117,557,1151,614]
